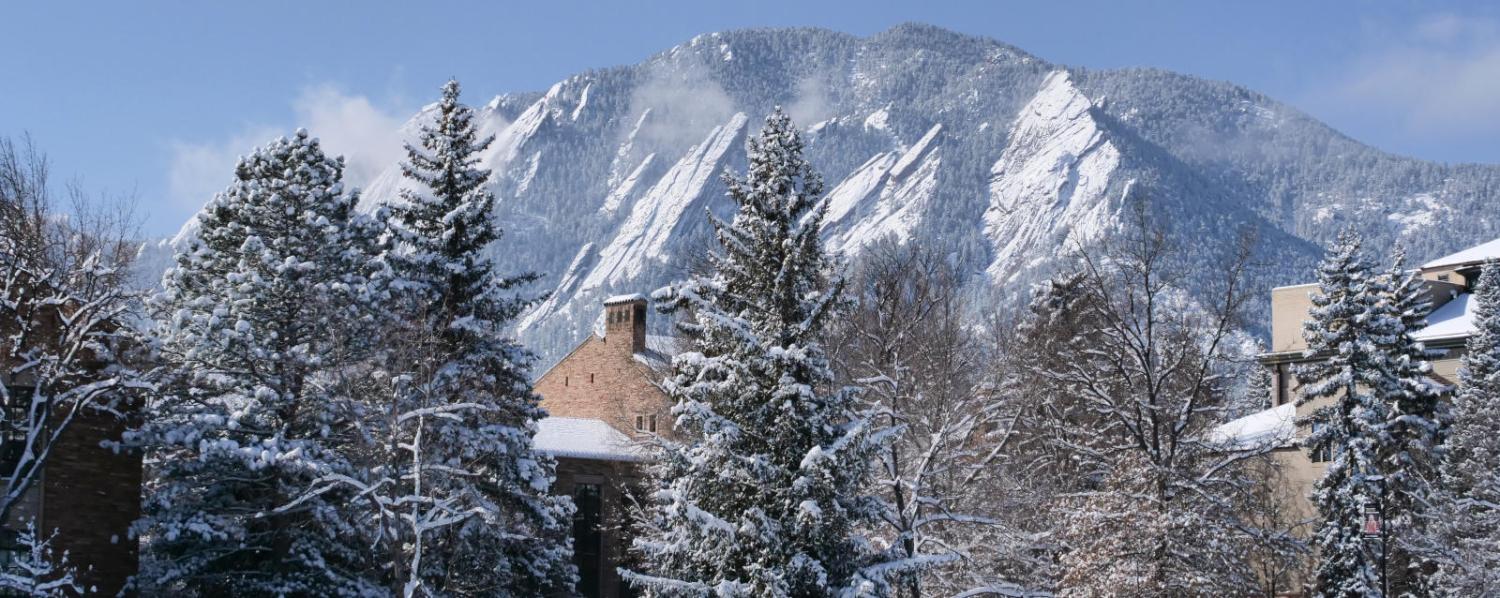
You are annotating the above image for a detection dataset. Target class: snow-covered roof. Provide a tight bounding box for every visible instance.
[603,293,647,305]
[1422,237,1500,270]
[1211,403,1296,450]
[533,417,650,462]
[1413,292,1475,342]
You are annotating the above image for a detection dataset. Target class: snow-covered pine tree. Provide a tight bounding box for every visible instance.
[130,130,386,595]
[624,109,891,597]
[1297,229,1398,597]
[379,79,573,595]
[1425,260,1500,594]
[1378,248,1447,595]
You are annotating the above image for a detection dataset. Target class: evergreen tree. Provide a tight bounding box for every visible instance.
[1297,230,1399,597]
[1426,261,1500,594]
[1378,249,1447,595]
[379,79,573,595]
[624,109,890,597]
[131,130,385,595]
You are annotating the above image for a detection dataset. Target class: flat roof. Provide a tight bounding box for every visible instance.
[1423,237,1500,270]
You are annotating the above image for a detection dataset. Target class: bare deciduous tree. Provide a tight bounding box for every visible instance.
[996,207,1304,596]
[830,240,1043,597]
[0,135,144,592]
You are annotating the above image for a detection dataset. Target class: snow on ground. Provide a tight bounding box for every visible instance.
[1212,403,1296,450]
[533,417,649,462]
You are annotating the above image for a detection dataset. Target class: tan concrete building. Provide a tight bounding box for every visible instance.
[532,294,676,598]
[1222,237,1499,591]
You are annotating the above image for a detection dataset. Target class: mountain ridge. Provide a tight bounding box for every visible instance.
[143,23,1500,365]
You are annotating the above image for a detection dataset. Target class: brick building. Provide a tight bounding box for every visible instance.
[532,294,675,598]
[0,282,142,595]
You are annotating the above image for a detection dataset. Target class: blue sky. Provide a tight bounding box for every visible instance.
[4,1,1499,235]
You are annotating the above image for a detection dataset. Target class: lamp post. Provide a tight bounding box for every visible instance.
[1361,498,1388,596]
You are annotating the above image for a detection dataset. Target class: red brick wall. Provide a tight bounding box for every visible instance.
[41,407,142,595]
[535,299,673,439]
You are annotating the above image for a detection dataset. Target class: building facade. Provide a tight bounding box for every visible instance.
[532,294,675,598]
[1250,239,1485,517]
[0,286,141,595]
[1223,237,1499,593]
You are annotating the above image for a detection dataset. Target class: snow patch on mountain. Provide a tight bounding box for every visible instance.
[515,151,542,197]
[985,70,1122,282]
[487,94,550,170]
[1388,193,1449,235]
[824,123,943,253]
[571,83,591,121]
[579,112,749,291]
[600,153,656,216]
[519,242,597,334]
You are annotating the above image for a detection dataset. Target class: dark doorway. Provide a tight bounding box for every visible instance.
[573,483,604,597]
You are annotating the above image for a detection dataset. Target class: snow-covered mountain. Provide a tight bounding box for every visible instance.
[149,24,1500,365]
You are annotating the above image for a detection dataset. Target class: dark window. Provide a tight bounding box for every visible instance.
[572,483,604,598]
[648,415,657,433]
[1274,365,1288,406]
[0,527,19,573]
[0,387,34,477]
[589,373,595,384]
[635,415,645,431]
[564,376,569,387]
[1308,423,1333,463]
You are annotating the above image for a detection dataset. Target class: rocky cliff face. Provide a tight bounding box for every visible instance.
[148,24,1500,365]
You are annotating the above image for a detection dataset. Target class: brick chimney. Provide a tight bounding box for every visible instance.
[603,294,648,354]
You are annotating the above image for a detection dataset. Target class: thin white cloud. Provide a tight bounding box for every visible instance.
[166,125,281,213]
[1323,13,1500,137]
[290,84,407,190]
[786,76,835,127]
[166,85,409,218]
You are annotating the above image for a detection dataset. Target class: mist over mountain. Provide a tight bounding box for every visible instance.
[145,23,1500,365]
